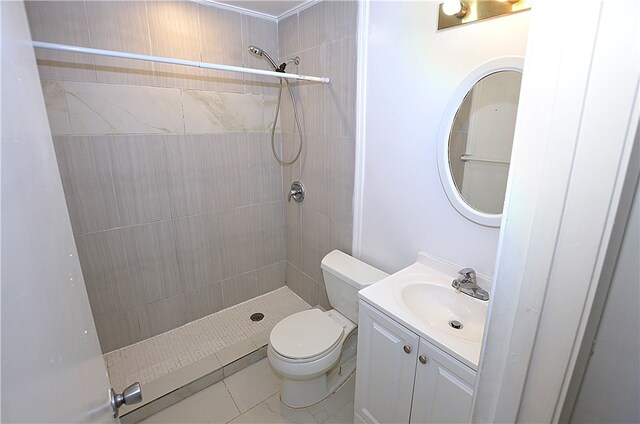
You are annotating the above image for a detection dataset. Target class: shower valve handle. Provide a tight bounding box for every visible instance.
[288,181,305,203]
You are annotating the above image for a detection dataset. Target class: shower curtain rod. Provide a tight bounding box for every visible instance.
[32,41,330,84]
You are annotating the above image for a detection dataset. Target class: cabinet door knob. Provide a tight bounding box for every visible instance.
[419,355,427,364]
[403,345,411,354]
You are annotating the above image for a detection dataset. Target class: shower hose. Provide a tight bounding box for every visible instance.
[270,77,304,166]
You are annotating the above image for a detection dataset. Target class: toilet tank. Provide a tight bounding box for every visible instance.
[321,250,389,323]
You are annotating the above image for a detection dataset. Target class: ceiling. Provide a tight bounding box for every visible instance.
[211,1,313,19]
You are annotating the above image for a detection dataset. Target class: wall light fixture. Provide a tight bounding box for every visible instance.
[438,0,530,30]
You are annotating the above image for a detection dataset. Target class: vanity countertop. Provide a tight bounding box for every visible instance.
[358,253,490,371]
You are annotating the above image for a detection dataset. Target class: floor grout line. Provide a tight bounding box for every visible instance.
[222,380,243,423]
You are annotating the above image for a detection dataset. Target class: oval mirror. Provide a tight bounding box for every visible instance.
[437,57,524,227]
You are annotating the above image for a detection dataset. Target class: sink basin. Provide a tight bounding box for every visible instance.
[400,283,488,343]
[358,257,491,369]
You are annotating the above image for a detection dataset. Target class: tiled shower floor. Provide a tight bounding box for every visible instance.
[105,287,310,392]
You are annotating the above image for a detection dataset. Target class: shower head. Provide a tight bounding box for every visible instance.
[248,45,278,70]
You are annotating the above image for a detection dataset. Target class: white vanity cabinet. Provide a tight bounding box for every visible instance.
[354,300,476,424]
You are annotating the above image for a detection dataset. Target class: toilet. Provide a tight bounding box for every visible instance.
[268,250,389,408]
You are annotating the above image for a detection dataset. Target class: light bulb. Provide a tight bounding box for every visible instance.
[442,0,468,18]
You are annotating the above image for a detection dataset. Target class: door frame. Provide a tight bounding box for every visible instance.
[472,1,639,422]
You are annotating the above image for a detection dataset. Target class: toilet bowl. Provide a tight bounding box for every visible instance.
[268,250,388,408]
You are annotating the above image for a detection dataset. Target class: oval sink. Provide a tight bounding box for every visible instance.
[400,283,488,343]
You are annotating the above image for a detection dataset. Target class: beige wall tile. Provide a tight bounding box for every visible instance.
[108,135,171,226]
[325,36,358,138]
[146,1,204,89]
[300,208,331,284]
[217,207,258,280]
[297,45,326,136]
[183,282,224,322]
[198,4,244,93]
[281,1,358,315]
[120,221,181,304]
[326,136,356,226]
[85,1,155,86]
[252,202,285,268]
[278,14,299,60]
[242,14,279,96]
[298,1,326,51]
[41,80,71,135]
[52,135,120,234]
[182,90,265,133]
[209,134,253,211]
[220,271,259,308]
[25,1,96,82]
[330,220,354,258]
[324,0,358,43]
[263,96,282,133]
[94,308,140,353]
[64,81,183,134]
[300,134,330,217]
[164,134,218,217]
[137,294,188,340]
[248,133,282,204]
[257,262,286,296]
[276,82,298,135]
[74,230,134,316]
[285,200,303,269]
[173,213,223,292]
[285,263,318,307]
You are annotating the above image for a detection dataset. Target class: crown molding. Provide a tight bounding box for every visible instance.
[195,0,278,21]
[277,0,319,20]
[195,0,319,22]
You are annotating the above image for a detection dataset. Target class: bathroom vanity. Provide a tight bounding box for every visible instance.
[353,253,490,424]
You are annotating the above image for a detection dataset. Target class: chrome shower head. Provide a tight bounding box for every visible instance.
[248,45,278,70]
[248,45,263,56]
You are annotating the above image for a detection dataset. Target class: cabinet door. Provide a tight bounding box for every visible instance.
[355,301,420,424]
[410,339,476,424]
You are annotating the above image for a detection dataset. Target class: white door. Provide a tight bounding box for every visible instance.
[1,2,116,422]
[410,339,476,424]
[354,301,419,424]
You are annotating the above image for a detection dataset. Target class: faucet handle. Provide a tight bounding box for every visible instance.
[458,267,476,281]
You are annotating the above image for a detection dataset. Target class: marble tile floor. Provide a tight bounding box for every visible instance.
[141,358,356,424]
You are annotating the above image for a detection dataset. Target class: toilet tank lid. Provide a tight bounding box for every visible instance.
[321,250,389,289]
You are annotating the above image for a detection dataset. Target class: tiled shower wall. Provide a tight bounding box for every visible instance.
[26,1,286,352]
[279,2,359,308]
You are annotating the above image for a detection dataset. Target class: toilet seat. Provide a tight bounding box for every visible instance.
[270,309,344,360]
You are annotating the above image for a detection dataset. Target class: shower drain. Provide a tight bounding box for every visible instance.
[250,312,264,322]
[449,320,463,330]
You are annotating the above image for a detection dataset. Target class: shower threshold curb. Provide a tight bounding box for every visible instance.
[120,343,269,424]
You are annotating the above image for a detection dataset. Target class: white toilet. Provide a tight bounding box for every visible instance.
[268,250,388,408]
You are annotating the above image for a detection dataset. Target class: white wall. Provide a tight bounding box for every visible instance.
[570,184,639,423]
[357,1,529,275]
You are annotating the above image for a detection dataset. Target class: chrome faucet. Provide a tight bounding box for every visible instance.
[451,268,490,301]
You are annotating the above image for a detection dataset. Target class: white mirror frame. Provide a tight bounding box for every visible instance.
[437,56,525,227]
